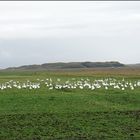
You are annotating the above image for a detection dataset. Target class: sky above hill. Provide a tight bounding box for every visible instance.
[0,1,140,68]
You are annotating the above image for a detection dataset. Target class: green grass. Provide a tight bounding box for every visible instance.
[0,70,140,139]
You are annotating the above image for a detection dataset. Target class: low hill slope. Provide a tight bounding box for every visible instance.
[4,61,125,71]
[127,63,140,68]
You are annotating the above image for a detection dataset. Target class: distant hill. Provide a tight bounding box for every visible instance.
[4,61,125,71]
[126,63,140,68]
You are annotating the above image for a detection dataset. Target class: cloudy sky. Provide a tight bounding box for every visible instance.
[0,1,140,68]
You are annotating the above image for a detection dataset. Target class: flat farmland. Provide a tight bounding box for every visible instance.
[0,68,140,140]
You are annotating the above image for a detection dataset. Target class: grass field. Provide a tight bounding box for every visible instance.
[0,69,140,140]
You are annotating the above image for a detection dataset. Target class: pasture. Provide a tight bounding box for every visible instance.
[0,69,140,139]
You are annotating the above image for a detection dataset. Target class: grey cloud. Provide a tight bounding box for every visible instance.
[0,2,140,68]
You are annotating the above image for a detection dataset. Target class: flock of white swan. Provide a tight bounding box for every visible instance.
[0,78,140,91]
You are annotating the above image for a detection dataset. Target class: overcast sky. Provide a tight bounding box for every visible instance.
[0,1,140,68]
